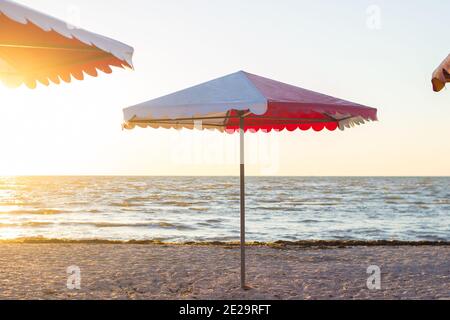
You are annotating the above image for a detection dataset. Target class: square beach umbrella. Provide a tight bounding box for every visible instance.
[0,0,133,88]
[123,71,378,289]
[432,54,450,92]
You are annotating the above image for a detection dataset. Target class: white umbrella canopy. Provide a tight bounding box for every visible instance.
[0,0,133,88]
[432,54,450,92]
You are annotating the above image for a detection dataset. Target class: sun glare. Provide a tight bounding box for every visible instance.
[0,84,64,176]
[0,85,21,175]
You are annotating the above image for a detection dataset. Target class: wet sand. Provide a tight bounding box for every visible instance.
[0,243,448,300]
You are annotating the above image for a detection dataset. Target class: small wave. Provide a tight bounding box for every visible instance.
[22,221,52,227]
[0,221,52,228]
[58,221,195,231]
[253,206,303,212]
[282,201,341,207]
[252,206,282,211]
[434,199,450,205]
[197,219,224,227]
[145,194,163,200]
[157,201,194,208]
[0,201,40,207]
[206,219,223,223]
[110,201,142,208]
[157,222,195,230]
[157,222,176,228]
[353,228,385,235]
[412,201,428,205]
[258,198,285,204]
[126,196,152,202]
[190,207,209,212]
[0,209,65,215]
[385,196,405,201]
[93,222,151,228]
[66,202,90,206]
[299,219,320,223]
[306,202,341,206]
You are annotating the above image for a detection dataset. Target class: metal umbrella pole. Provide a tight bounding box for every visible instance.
[239,114,246,289]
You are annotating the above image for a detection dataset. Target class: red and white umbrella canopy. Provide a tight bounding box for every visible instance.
[123,71,378,132]
[432,54,450,92]
[0,0,133,89]
[123,71,378,289]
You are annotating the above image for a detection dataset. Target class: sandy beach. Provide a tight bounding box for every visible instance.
[0,242,448,300]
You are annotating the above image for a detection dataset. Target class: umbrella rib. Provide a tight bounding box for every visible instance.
[0,43,101,52]
[223,111,231,127]
[128,114,361,126]
[323,113,338,122]
[246,117,337,123]
[129,116,344,123]
[0,52,120,75]
[130,118,341,125]
[130,116,240,123]
[133,122,226,128]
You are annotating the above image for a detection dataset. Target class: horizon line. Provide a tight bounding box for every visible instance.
[1,175,449,178]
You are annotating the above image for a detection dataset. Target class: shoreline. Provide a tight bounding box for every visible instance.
[1,237,449,247]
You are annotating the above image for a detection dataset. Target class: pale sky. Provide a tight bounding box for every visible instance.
[0,0,449,176]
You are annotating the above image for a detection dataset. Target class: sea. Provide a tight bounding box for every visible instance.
[0,176,448,242]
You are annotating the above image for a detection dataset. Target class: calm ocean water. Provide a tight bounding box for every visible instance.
[0,177,449,242]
